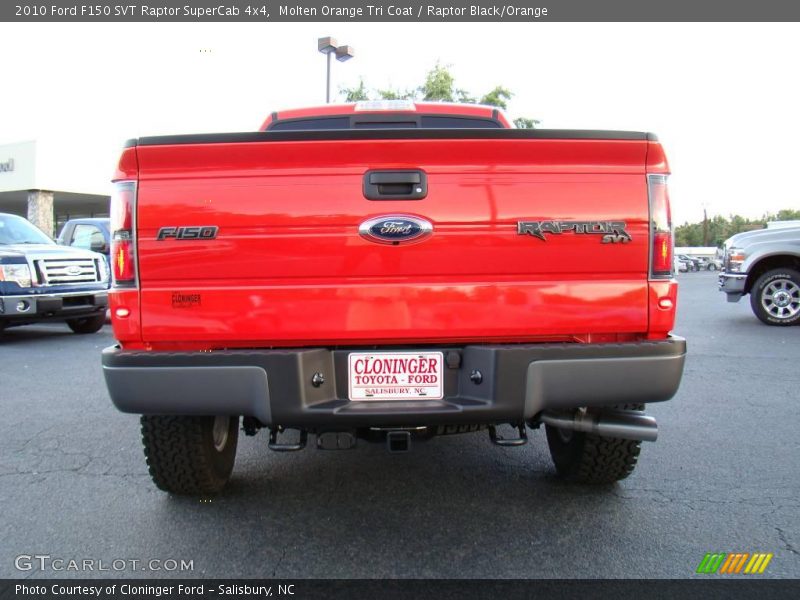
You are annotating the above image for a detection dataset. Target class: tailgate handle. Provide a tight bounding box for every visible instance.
[364,170,427,200]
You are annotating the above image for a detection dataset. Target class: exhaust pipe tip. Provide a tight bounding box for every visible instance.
[541,409,658,442]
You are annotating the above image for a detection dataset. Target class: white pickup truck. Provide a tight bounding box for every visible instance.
[719,226,800,325]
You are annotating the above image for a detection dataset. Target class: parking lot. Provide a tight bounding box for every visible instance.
[1,270,798,579]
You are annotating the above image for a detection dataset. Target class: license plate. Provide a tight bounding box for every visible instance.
[348,351,444,401]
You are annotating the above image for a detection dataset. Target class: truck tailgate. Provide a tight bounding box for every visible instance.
[133,136,651,345]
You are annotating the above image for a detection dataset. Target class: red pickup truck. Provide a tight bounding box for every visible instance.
[102,101,685,494]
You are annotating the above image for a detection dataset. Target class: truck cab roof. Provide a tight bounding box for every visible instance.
[260,101,512,131]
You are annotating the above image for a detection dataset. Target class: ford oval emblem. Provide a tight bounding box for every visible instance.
[359,215,433,245]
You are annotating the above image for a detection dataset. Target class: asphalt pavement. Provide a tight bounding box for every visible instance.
[1,271,798,579]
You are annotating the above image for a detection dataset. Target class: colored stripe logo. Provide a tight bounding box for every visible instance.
[696,552,773,574]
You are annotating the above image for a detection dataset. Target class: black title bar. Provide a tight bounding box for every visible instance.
[3,579,800,600]
[3,0,800,22]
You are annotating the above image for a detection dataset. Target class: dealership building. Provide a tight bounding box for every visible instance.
[0,141,110,238]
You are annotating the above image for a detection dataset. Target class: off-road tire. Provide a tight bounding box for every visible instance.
[66,313,106,334]
[749,268,800,326]
[545,404,643,484]
[140,415,239,495]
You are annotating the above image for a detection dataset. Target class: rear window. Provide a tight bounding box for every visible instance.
[420,116,502,128]
[268,117,350,131]
[267,114,502,131]
[353,121,417,129]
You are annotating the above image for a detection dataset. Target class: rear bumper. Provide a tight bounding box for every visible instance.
[0,291,108,321]
[718,272,746,302]
[102,337,686,428]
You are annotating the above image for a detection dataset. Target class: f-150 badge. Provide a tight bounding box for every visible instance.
[156,226,218,240]
[518,221,631,244]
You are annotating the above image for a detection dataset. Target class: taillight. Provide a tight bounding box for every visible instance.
[648,174,673,278]
[110,181,137,286]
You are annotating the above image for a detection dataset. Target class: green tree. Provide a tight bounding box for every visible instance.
[376,87,415,100]
[339,64,539,126]
[480,86,513,110]
[455,89,477,104]
[706,215,733,247]
[342,78,369,102]
[774,209,800,221]
[513,117,541,129]
[674,210,800,247]
[419,62,457,101]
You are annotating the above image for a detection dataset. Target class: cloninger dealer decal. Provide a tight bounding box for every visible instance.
[518,220,632,244]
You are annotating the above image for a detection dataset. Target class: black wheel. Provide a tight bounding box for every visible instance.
[707,263,717,271]
[140,415,239,495]
[749,268,800,326]
[545,404,643,484]
[66,313,106,334]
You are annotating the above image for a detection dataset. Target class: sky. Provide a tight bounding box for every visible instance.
[1,22,799,224]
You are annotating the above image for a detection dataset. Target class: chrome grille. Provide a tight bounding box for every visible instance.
[37,258,100,285]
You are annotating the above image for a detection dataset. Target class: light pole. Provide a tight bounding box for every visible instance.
[318,36,355,103]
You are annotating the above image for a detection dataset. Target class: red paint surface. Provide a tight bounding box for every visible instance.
[111,112,675,350]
